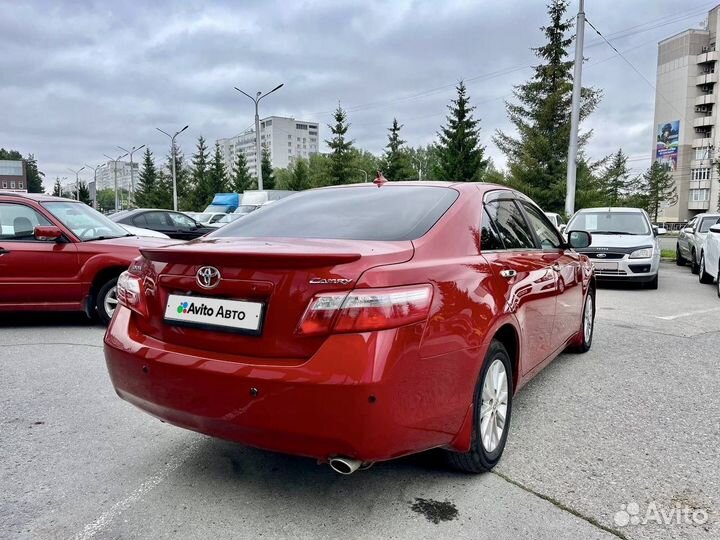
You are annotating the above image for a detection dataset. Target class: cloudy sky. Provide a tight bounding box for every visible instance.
[2,0,716,190]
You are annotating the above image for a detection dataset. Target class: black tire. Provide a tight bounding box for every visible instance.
[691,250,700,274]
[675,245,686,266]
[95,277,119,325]
[445,340,513,473]
[645,273,659,290]
[569,290,595,353]
[699,253,714,284]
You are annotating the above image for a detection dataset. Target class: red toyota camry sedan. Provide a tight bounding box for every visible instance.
[104,181,594,474]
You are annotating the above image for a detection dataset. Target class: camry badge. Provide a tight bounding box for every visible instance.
[196,266,221,289]
[309,277,353,285]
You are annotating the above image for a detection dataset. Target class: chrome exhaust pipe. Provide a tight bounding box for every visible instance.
[328,456,363,475]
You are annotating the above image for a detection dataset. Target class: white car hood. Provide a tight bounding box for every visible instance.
[586,233,655,248]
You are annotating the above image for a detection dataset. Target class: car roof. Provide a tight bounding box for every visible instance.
[576,207,644,213]
[0,191,78,203]
[312,181,521,197]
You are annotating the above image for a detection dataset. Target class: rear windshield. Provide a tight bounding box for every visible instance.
[211,186,459,241]
[567,211,650,235]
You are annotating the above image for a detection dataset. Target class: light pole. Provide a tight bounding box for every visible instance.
[104,152,128,212]
[84,163,101,208]
[234,83,284,190]
[157,126,189,211]
[68,166,85,201]
[351,168,368,183]
[117,144,146,207]
[565,0,585,216]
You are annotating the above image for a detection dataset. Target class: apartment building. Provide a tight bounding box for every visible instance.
[0,160,28,192]
[95,160,139,192]
[653,5,720,222]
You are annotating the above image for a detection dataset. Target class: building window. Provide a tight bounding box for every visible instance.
[690,188,710,201]
[296,124,308,130]
[1,181,6,188]
[18,181,23,188]
[266,119,272,126]
[692,168,711,180]
[10,181,16,188]
[695,147,711,160]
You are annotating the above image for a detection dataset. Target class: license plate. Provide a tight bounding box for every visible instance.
[164,294,264,334]
[593,261,618,271]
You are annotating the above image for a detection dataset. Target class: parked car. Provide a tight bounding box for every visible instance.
[698,219,720,292]
[0,192,171,324]
[119,224,171,239]
[109,209,215,240]
[566,207,663,289]
[545,212,565,231]
[677,213,720,273]
[194,212,227,225]
[104,181,595,474]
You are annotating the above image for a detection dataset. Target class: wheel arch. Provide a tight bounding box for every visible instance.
[492,323,519,391]
[86,266,128,315]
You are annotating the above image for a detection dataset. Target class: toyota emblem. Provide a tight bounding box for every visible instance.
[196,266,221,289]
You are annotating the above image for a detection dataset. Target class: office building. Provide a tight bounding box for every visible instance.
[0,160,28,192]
[653,4,720,222]
[218,116,320,177]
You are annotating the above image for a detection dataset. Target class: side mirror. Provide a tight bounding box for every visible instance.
[709,224,720,234]
[34,225,63,242]
[567,230,591,249]
[657,227,667,235]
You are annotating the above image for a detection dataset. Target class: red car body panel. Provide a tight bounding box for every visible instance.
[0,193,170,313]
[103,182,594,463]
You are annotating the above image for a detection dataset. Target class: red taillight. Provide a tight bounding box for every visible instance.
[116,270,147,317]
[297,285,433,336]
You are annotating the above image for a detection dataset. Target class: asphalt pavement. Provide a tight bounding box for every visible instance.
[1,263,718,540]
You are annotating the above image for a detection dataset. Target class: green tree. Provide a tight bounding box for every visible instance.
[494,0,601,211]
[25,154,44,193]
[261,143,275,189]
[96,188,116,212]
[434,81,487,182]
[483,159,507,185]
[189,135,211,209]
[598,149,631,206]
[307,153,333,187]
[164,145,189,210]
[52,178,62,197]
[230,151,255,192]
[135,148,160,207]
[641,161,677,222]
[208,142,228,197]
[286,158,312,191]
[326,105,354,184]
[380,118,415,181]
[406,145,441,180]
[77,182,91,205]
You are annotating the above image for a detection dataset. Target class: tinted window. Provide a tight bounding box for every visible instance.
[213,186,459,241]
[168,212,197,229]
[567,211,650,235]
[521,202,563,249]
[132,214,147,227]
[480,209,504,250]
[0,203,51,241]
[485,200,536,249]
[144,212,169,227]
[699,217,719,233]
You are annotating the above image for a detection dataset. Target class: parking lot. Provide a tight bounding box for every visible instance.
[1,262,718,540]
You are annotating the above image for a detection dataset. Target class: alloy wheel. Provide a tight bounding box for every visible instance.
[103,286,118,319]
[583,294,594,344]
[480,359,508,453]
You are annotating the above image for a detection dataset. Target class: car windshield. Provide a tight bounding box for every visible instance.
[233,205,258,214]
[212,186,459,241]
[567,211,650,236]
[699,217,720,233]
[43,201,130,241]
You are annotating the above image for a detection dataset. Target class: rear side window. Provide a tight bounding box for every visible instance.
[213,186,459,241]
[480,209,505,250]
[485,200,536,249]
[144,212,169,227]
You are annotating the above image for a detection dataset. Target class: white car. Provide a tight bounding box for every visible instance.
[119,224,171,239]
[544,212,565,231]
[194,212,227,225]
[698,219,720,296]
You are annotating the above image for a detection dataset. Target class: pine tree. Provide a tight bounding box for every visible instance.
[642,161,677,222]
[52,178,62,197]
[230,151,255,192]
[261,143,275,189]
[381,118,415,181]
[158,146,187,210]
[77,182,91,205]
[598,149,631,206]
[286,158,312,191]
[494,0,601,211]
[135,148,159,207]
[434,81,487,181]
[208,142,228,197]
[25,154,44,193]
[326,105,354,184]
[189,136,211,209]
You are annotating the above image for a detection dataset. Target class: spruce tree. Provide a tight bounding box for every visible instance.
[230,151,255,192]
[261,144,275,189]
[381,119,415,180]
[189,136,211,209]
[642,161,677,222]
[208,142,228,197]
[494,0,601,211]
[434,81,487,181]
[159,146,187,210]
[598,149,631,206]
[135,148,159,207]
[77,182,91,205]
[326,105,354,184]
[25,154,44,193]
[286,158,312,191]
[52,178,62,197]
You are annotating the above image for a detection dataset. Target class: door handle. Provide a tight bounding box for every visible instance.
[0,248,9,256]
[552,263,561,272]
[500,269,517,279]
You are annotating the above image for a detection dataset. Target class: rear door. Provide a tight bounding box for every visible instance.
[0,201,80,306]
[481,197,558,374]
[140,211,177,237]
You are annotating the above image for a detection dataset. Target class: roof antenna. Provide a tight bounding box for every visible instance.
[373,170,388,186]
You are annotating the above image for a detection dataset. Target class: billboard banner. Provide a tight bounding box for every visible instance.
[656,120,680,171]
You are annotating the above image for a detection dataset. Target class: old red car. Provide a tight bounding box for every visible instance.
[0,192,171,324]
[104,181,594,474]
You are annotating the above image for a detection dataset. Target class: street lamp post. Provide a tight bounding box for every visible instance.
[117,144,146,207]
[68,166,86,201]
[84,163,101,208]
[156,126,189,211]
[234,83,284,190]
[104,153,128,212]
[351,168,368,183]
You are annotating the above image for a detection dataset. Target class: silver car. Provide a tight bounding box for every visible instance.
[566,207,664,289]
[677,213,720,274]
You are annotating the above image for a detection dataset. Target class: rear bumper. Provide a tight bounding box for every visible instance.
[104,307,474,462]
